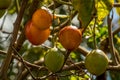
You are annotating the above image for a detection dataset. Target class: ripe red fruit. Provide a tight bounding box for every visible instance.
[59,26,82,51]
[25,20,50,45]
[32,9,52,30]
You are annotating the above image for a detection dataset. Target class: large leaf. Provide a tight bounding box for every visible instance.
[116,8,120,15]
[23,47,45,63]
[96,0,114,21]
[72,0,95,28]
[0,10,5,18]
[116,0,120,15]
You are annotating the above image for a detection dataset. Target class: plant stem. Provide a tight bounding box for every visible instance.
[12,46,36,80]
[54,0,71,5]
[59,50,71,71]
[0,0,28,79]
[107,13,119,65]
[93,16,97,49]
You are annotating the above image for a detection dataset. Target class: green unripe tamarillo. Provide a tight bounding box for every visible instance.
[85,49,109,76]
[0,0,12,9]
[44,47,65,73]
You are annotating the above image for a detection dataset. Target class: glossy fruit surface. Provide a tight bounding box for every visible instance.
[25,20,50,45]
[0,10,5,18]
[32,9,52,30]
[85,49,109,76]
[0,0,11,9]
[44,47,64,73]
[59,26,82,51]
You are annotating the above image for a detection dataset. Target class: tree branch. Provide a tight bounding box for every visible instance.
[0,0,29,79]
[107,14,119,65]
[113,3,120,7]
[12,46,36,80]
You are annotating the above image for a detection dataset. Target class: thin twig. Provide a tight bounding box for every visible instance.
[15,0,20,13]
[0,50,44,69]
[51,11,77,34]
[107,13,119,65]
[76,46,90,56]
[54,0,71,5]
[59,50,71,71]
[0,30,12,34]
[113,26,120,35]
[93,16,97,49]
[114,48,120,63]
[1,50,120,72]
[36,72,53,80]
[0,34,11,43]
[113,3,120,7]
[69,57,85,75]
[12,46,36,80]
[63,61,85,71]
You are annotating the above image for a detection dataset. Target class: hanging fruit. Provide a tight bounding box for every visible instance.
[25,20,50,45]
[32,9,52,30]
[59,26,82,51]
[85,49,109,76]
[44,47,65,73]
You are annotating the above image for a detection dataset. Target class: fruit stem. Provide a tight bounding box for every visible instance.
[59,50,71,71]
[93,15,97,49]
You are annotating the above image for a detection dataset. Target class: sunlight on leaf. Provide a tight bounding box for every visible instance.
[96,0,114,22]
[116,8,120,15]
[116,0,120,16]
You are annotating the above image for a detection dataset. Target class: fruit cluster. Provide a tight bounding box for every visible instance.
[25,8,109,76]
[25,8,83,50]
[25,8,83,73]
[25,9,52,45]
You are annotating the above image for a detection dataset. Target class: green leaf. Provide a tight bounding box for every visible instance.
[23,47,45,63]
[115,0,120,15]
[0,9,5,18]
[72,0,95,28]
[96,0,114,21]
[116,8,120,15]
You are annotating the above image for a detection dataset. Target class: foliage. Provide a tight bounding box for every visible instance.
[0,0,120,80]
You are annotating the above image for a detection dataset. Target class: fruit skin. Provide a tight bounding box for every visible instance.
[32,9,52,30]
[25,20,50,45]
[85,49,109,76]
[58,26,82,51]
[44,47,64,73]
[0,0,11,9]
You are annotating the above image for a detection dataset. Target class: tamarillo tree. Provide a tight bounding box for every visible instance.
[0,0,120,80]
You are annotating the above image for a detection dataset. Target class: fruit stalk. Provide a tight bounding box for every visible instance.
[59,50,71,71]
[0,0,28,79]
[93,15,97,49]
